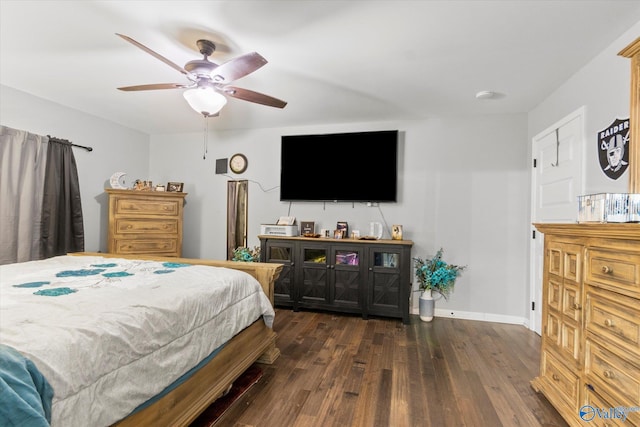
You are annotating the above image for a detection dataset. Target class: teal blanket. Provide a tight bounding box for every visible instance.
[0,344,53,427]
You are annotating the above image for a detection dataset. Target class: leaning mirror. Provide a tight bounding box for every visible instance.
[227,180,248,260]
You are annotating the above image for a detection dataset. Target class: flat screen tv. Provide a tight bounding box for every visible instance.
[280,130,398,202]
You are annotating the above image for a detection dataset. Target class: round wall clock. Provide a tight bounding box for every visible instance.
[229,153,248,174]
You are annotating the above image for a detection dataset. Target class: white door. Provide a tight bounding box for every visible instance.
[529,107,585,334]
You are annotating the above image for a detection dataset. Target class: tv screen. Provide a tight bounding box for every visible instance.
[280,130,398,202]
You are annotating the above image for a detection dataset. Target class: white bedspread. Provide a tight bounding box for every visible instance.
[0,255,275,427]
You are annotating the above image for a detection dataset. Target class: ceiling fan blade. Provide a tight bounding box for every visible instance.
[222,86,287,108]
[116,33,191,77]
[117,83,190,91]
[211,52,267,83]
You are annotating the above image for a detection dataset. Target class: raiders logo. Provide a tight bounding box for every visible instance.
[598,118,630,180]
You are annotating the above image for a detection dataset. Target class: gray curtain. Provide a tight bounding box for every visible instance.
[0,126,49,264]
[40,139,85,258]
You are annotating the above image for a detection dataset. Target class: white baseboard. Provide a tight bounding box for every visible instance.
[410,307,527,326]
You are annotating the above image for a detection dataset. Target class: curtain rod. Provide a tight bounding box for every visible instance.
[47,135,93,152]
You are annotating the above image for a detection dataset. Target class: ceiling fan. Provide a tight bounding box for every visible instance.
[116,33,287,117]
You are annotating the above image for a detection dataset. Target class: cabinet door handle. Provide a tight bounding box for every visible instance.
[552,374,560,381]
[572,303,581,310]
[603,370,615,379]
[604,318,614,327]
[601,265,613,274]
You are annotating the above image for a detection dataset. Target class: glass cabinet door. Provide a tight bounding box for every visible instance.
[265,241,295,307]
[299,246,328,304]
[369,248,402,312]
[332,247,362,308]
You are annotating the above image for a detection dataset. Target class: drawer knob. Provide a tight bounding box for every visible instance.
[601,265,613,274]
[552,374,560,382]
[604,319,614,327]
[603,370,615,379]
[572,303,581,310]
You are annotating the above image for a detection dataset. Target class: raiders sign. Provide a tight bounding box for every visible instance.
[598,118,630,180]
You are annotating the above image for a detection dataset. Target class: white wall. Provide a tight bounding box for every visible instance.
[4,21,635,324]
[528,22,640,194]
[150,114,530,322]
[0,85,150,252]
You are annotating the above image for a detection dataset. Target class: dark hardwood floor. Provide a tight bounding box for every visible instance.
[217,309,568,427]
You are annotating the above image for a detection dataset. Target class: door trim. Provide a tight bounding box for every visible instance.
[528,106,586,334]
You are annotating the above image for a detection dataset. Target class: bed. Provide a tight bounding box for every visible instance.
[0,252,282,427]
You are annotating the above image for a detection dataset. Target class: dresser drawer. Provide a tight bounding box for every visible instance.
[586,288,640,359]
[585,340,640,410]
[587,248,640,298]
[115,218,179,234]
[112,238,179,255]
[114,198,181,216]
[583,389,640,426]
[540,349,581,410]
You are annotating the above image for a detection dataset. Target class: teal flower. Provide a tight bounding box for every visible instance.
[232,246,261,262]
[414,248,466,299]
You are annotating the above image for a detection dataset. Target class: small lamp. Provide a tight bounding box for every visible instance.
[183,86,227,117]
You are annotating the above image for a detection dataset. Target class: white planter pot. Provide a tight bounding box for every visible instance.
[419,290,435,322]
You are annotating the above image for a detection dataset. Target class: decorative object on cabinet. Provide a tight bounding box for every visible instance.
[167,182,184,192]
[577,193,640,223]
[300,221,315,235]
[336,221,348,238]
[133,179,153,191]
[368,221,383,239]
[531,223,640,427]
[109,172,128,189]
[106,189,186,257]
[392,224,403,240]
[259,235,413,324]
[229,153,248,174]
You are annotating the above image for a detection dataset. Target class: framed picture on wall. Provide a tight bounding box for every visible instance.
[167,182,184,192]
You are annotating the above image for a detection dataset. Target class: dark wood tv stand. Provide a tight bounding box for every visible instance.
[259,235,413,323]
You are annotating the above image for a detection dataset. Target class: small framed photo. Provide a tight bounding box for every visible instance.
[301,221,315,235]
[392,225,403,240]
[336,221,348,238]
[167,182,184,192]
[334,229,343,239]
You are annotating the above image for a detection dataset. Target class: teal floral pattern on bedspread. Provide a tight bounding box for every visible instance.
[10,258,192,297]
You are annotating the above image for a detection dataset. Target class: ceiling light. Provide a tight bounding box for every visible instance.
[475,91,496,100]
[183,87,227,117]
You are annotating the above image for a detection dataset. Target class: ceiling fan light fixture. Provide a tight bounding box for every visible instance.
[183,86,227,117]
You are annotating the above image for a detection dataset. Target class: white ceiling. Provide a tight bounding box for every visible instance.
[1,1,639,135]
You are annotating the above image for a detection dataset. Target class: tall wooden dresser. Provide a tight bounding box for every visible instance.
[532,223,640,426]
[106,189,187,257]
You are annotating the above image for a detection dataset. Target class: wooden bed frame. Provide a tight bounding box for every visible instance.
[71,252,282,427]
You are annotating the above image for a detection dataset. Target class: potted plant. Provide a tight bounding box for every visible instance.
[232,246,261,262]
[414,248,466,321]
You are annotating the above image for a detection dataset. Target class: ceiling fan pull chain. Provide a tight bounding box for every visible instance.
[203,115,209,160]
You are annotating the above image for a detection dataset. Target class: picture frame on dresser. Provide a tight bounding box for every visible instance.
[167,182,184,192]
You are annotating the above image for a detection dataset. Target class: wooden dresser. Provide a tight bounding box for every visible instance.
[106,189,187,257]
[532,223,640,426]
